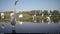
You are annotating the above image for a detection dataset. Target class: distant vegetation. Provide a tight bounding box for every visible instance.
[0,10,60,23]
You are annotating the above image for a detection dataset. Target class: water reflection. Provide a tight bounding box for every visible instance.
[34,20,37,23]
[1,22,5,29]
[0,22,5,34]
[18,21,23,24]
[10,22,16,33]
[12,30,16,34]
[36,17,60,23]
[0,16,60,33]
[0,20,60,33]
[11,25,16,33]
[17,17,60,24]
[16,13,60,24]
[42,20,44,23]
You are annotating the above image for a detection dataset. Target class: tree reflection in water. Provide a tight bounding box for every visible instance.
[1,22,5,34]
[19,16,60,24]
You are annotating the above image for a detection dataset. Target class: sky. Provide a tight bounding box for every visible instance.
[0,0,60,12]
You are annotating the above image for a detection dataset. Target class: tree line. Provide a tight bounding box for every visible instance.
[0,10,60,22]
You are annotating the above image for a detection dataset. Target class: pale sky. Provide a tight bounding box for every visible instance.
[0,0,60,12]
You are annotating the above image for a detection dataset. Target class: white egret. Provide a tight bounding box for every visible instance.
[1,13,4,18]
[47,16,51,24]
[19,14,23,18]
[10,13,14,17]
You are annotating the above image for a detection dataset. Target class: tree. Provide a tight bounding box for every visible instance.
[51,10,60,22]
[43,10,49,16]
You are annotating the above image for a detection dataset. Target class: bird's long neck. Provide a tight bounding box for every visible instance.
[13,5,16,21]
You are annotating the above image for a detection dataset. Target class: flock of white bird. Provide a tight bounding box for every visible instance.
[1,13,51,25]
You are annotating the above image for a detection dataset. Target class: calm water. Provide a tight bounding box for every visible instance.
[0,21,60,33]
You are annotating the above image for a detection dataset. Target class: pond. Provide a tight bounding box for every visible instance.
[0,20,60,33]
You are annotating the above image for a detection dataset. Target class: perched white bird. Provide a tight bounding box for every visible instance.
[1,13,4,18]
[19,14,23,18]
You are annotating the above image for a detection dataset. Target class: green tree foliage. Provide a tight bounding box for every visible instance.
[43,10,49,16]
[52,10,59,15]
[50,10,60,22]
